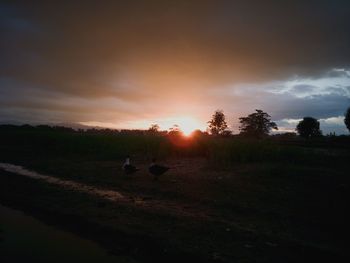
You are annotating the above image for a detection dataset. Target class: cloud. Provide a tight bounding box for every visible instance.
[320,116,345,125]
[0,1,350,133]
[290,84,315,94]
[324,68,350,78]
[2,1,350,86]
[276,116,348,135]
[207,69,350,133]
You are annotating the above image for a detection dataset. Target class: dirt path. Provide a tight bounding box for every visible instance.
[0,162,218,220]
[0,162,261,239]
[0,163,125,200]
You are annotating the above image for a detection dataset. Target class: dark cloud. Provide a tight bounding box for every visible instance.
[266,93,350,120]
[324,86,350,96]
[324,69,350,78]
[276,116,348,135]
[210,77,349,133]
[2,1,350,85]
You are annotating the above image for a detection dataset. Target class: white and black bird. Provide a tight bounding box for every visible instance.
[122,156,139,175]
[149,158,170,180]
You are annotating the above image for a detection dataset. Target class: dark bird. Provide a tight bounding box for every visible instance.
[149,158,170,180]
[122,156,139,175]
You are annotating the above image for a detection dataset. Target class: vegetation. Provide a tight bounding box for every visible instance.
[238,109,278,138]
[0,124,349,169]
[207,110,228,135]
[0,124,349,262]
[345,107,350,132]
[296,117,322,138]
[148,124,160,133]
[0,108,349,262]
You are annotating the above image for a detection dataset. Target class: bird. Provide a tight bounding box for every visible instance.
[122,156,139,175]
[149,158,170,180]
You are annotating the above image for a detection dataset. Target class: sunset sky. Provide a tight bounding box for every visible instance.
[1,1,350,134]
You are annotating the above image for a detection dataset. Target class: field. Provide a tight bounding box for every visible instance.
[0,125,349,262]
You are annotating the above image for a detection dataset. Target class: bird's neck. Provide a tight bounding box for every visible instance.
[125,158,130,165]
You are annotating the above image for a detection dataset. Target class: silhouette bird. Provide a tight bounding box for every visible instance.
[149,158,170,180]
[122,156,139,175]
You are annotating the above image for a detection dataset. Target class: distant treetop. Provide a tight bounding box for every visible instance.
[296,117,322,138]
[148,124,160,133]
[239,109,278,138]
[207,110,229,135]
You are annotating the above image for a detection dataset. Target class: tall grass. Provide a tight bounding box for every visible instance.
[0,126,348,167]
[206,138,340,168]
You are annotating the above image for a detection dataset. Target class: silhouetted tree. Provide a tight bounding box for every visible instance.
[345,107,350,132]
[168,124,182,136]
[296,117,322,138]
[326,131,336,137]
[191,129,207,138]
[272,132,297,140]
[148,124,160,133]
[239,109,278,138]
[221,130,233,137]
[207,110,228,135]
[168,124,187,147]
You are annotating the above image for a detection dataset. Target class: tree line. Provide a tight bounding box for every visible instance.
[1,107,349,139]
[206,107,350,138]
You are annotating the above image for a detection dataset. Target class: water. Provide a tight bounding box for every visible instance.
[0,204,137,263]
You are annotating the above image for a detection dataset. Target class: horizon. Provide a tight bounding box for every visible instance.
[0,116,346,136]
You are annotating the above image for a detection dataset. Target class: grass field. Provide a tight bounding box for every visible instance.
[0,125,349,262]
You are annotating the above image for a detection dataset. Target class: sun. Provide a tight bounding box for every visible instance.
[170,116,203,136]
[151,116,204,136]
[181,126,195,136]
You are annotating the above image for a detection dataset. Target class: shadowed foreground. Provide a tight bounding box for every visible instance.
[0,158,348,263]
[0,127,349,262]
[0,204,135,263]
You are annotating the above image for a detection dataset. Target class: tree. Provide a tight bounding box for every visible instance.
[191,129,207,138]
[207,110,228,135]
[148,124,160,133]
[345,107,350,132]
[168,124,182,136]
[239,109,278,138]
[296,117,322,138]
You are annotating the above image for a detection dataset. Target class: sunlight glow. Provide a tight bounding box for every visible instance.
[111,116,205,135]
[164,116,203,136]
[78,116,206,135]
[78,121,120,129]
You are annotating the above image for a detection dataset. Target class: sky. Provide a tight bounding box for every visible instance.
[1,0,350,134]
